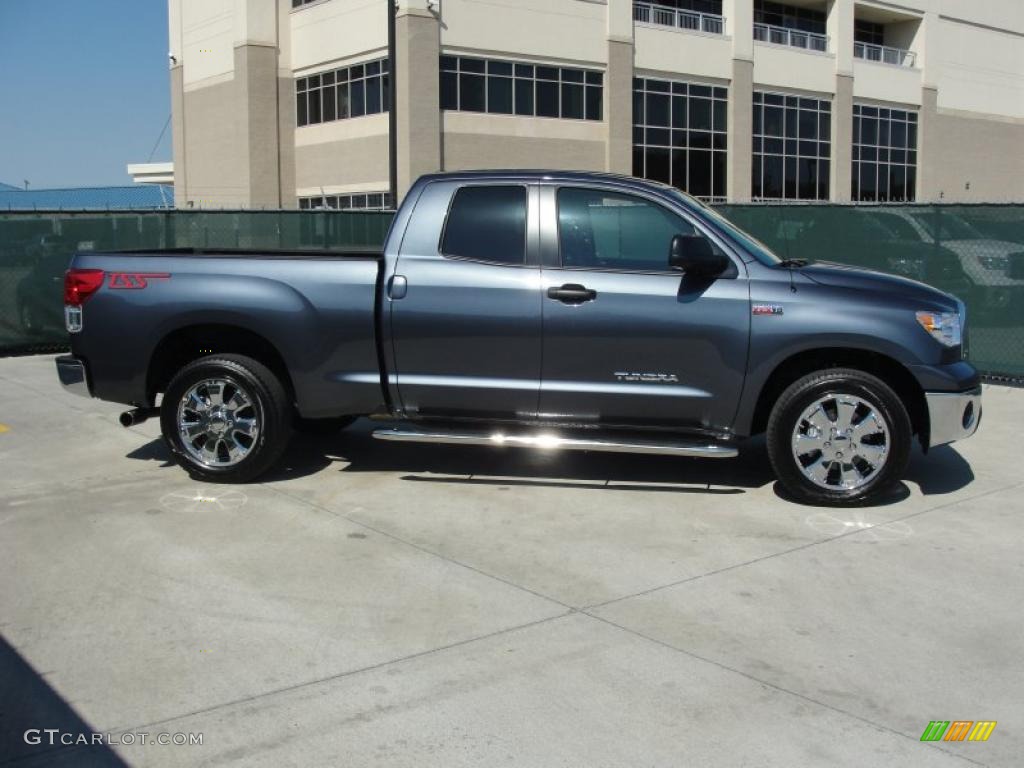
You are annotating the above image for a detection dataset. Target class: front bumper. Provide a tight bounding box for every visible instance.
[55,355,91,399]
[925,386,981,448]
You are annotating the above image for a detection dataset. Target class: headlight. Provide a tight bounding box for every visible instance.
[916,310,962,347]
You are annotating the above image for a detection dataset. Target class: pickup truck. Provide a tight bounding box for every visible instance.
[55,170,981,506]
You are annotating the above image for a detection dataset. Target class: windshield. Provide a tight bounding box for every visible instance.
[668,189,783,265]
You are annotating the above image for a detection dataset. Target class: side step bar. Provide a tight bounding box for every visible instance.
[371,427,737,458]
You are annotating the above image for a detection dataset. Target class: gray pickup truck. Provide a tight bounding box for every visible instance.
[55,171,981,505]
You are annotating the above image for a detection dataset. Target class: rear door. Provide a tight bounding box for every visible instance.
[389,180,543,421]
[538,184,750,431]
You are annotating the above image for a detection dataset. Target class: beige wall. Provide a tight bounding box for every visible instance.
[180,76,249,206]
[294,135,390,193]
[170,0,1024,206]
[921,109,1024,202]
[440,0,607,65]
[440,114,605,172]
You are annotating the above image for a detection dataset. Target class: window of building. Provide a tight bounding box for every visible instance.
[298,192,394,210]
[852,104,917,202]
[292,0,323,7]
[296,58,388,127]
[754,0,826,33]
[441,186,528,265]
[752,91,831,200]
[854,19,885,46]
[440,56,603,121]
[632,78,728,201]
[558,187,710,272]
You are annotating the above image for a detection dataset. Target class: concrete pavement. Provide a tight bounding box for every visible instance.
[1,354,1021,766]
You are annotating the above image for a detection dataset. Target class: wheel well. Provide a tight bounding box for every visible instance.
[147,324,294,402]
[749,348,928,441]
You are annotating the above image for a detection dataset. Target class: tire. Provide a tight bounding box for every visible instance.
[293,415,357,435]
[160,354,292,483]
[766,368,912,506]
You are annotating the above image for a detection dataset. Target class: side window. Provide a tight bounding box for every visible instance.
[441,185,527,265]
[557,187,714,271]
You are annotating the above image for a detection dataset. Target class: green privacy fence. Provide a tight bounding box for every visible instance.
[716,204,1024,378]
[1,205,1022,378]
[0,210,392,353]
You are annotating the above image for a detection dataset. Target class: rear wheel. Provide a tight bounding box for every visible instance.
[160,354,292,483]
[767,368,911,506]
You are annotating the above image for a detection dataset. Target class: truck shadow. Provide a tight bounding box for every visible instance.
[126,420,976,503]
[0,635,129,766]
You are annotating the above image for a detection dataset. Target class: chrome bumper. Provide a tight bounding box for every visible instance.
[55,355,91,399]
[926,386,982,448]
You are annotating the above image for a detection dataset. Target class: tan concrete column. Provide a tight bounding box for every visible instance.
[727,59,753,201]
[275,0,296,208]
[827,0,853,70]
[723,0,754,201]
[830,74,853,201]
[236,43,283,208]
[605,39,634,174]
[396,1,441,202]
[605,0,634,174]
[916,85,939,202]
[170,65,187,207]
[828,0,853,202]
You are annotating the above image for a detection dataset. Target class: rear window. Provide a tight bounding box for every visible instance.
[441,185,527,265]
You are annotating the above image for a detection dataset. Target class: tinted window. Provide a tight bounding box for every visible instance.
[558,188,703,272]
[441,186,528,265]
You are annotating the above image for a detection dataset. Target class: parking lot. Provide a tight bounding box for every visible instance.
[1,353,1021,767]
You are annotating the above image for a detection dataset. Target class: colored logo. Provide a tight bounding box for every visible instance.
[920,721,996,742]
[107,272,170,289]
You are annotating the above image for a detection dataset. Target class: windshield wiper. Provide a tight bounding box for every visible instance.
[778,258,809,268]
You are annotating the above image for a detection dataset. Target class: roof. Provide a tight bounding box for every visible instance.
[0,184,173,210]
[419,169,645,184]
[414,169,691,203]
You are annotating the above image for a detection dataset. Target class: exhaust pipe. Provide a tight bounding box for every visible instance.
[119,407,159,428]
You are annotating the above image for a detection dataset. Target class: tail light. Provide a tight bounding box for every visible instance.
[64,269,105,306]
[64,269,104,333]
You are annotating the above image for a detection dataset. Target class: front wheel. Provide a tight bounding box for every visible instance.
[160,354,293,483]
[767,368,912,506]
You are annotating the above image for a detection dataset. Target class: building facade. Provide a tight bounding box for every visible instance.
[168,0,1024,208]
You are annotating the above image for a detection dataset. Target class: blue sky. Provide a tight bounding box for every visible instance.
[0,0,170,189]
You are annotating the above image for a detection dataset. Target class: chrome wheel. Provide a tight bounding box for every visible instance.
[177,378,260,467]
[791,393,890,491]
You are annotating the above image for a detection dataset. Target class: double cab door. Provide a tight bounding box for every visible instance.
[389,178,749,432]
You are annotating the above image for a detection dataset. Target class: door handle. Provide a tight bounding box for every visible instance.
[547,283,597,304]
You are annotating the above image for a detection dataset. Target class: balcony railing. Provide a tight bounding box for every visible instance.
[634,2,725,35]
[753,22,828,52]
[854,41,916,68]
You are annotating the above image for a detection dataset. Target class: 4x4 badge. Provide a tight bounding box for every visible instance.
[752,303,784,316]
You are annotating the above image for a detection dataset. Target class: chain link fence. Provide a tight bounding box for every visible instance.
[1,205,1022,378]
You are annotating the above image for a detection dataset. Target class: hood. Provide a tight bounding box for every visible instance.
[798,261,958,310]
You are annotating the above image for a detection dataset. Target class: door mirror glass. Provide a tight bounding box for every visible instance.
[669,233,729,277]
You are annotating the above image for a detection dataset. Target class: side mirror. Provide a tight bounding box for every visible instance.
[669,234,729,278]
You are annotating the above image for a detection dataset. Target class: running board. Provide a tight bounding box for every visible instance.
[371,427,737,458]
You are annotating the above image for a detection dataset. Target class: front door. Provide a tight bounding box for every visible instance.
[390,181,543,421]
[538,184,750,432]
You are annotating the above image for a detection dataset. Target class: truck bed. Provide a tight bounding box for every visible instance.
[68,249,386,417]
